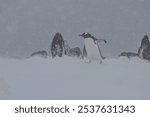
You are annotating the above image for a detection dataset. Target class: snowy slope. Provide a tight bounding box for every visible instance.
[0,57,150,100]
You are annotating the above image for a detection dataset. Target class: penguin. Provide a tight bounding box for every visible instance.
[79,33,107,63]
[31,50,48,58]
[138,35,150,60]
[51,33,65,58]
[119,52,139,59]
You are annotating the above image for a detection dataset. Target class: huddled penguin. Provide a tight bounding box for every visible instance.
[31,50,48,58]
[138,35,150,60]
[68,47,82,58]
[79,33,107,63]
[119,52,139,59]
[64,40,82,58]
[51,33,65,58]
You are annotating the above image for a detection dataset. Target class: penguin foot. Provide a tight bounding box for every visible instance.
[85,59,91,64]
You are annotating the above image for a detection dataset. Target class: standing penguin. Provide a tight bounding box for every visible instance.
[51,33,65,58]
[79,33,107,63]
[138,35,150,60]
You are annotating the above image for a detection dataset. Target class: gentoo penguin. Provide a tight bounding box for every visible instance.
[138,35,150,60]
[79,33,107,63]
[119,52,139,59]
[31,50,48,58]
[51,33,65,58]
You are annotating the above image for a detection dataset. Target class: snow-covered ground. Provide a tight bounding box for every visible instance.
[0,57,150,100]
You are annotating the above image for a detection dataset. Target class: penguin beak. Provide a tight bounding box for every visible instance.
[79,33,84,37]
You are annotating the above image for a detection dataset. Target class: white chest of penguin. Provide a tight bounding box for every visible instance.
[84,38,102,61]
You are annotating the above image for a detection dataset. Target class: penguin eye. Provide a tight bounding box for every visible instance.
[84,33,88,35]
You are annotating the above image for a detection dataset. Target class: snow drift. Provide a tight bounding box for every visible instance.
[0,57,150,100]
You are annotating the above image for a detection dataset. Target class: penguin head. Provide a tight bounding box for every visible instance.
[79,33,93,39]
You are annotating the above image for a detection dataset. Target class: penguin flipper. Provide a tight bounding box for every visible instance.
[95,38,107,43]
